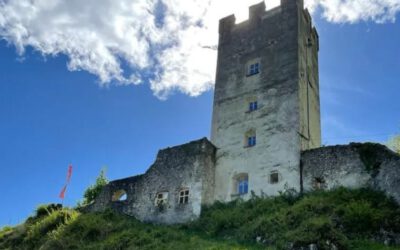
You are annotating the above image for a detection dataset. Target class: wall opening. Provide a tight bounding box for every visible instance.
[269,171,280,184]
[155,191,169,212]
[313,177,326,190]
[111,190,127,202]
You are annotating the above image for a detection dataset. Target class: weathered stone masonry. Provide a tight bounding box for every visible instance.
[302,143,400,203]
[86,138,216,224]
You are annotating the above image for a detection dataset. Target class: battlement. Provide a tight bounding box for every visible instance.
[219,0,305,35]
[249,1,266,21]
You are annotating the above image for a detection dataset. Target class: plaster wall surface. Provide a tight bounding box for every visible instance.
[210,0,320,201]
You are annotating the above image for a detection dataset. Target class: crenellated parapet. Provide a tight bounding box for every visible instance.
[249,1,266,23]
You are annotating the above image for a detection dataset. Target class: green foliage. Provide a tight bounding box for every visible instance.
[1,188,400,250]
[83,168,108,205]
[189,188,400,249]
[25,208,79,247]
[35,204,63,218]
[349,240,400,250]
[0,208,258,250]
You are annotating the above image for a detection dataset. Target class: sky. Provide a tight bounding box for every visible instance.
[0,0,400,227]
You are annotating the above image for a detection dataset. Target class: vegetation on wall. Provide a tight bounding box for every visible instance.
[1,188,400,250]
[351,143,398,172]
[82,169,108,206]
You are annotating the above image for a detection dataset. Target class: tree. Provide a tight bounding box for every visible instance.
[82,168,108,205]
[387,135,400,154]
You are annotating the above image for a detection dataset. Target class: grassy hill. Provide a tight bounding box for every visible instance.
[1,188,400,250]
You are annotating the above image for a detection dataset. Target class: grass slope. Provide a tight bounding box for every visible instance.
[1,188,400,250]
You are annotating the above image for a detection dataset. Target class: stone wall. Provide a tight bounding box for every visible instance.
[86,138,216,224]
[301,143,400,203]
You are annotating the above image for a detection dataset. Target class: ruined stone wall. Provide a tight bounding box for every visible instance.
[210,0,317,201]
[301,143,400,203]
[86,138,216,224]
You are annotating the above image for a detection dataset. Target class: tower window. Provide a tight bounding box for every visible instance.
[233,173,249,195]
[179,189,189,204]
[248,136,256,147]
[249,101,258,112]
[247,63,260,76]
[245,130,256,147]
[238,179,248,194]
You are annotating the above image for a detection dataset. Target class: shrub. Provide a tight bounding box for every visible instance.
[82,168,108,205]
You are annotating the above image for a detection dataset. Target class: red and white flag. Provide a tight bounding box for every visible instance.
[59,164,73,200]
[59,185,67,199]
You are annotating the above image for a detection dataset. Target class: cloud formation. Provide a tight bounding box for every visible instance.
[307,0,400,23]
[0,0,399,98]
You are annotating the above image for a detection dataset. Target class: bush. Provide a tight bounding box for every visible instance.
[188,187,400,249]
[82,168,108,205]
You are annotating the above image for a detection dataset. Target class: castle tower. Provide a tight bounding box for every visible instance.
[211,0,321,201]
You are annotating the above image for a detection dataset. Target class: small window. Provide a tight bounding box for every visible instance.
[233,173,249,195]
[249,101,258,112]
[238,179,248,194]
[248,63,260,76]
[313,177,326,190]
[270,171,279,184]
[245,130,256,147]
[155,192,168,206]
[179,189,189,204]
[247,136,256,147]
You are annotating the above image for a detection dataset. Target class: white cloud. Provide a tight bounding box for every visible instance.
[0,0,399,98]
[307,0,400,23]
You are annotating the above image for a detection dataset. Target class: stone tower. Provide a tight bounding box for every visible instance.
[211,0,321,201]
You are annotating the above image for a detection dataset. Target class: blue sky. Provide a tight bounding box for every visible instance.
[1,0,400,227]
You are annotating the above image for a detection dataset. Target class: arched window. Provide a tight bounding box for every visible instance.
[111,190,127,202]
[233,173,249,195]
[245,129,256,147]
[246,96,258,113]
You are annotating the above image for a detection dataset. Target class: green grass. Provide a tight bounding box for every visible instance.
[1,188,400,250]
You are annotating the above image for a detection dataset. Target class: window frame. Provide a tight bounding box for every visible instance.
[247,136,256,147]
[249,101,258,112]
[247,62,260,76]
[179,189,190,204]
[238,179,248,195]
[233,173,249,196]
